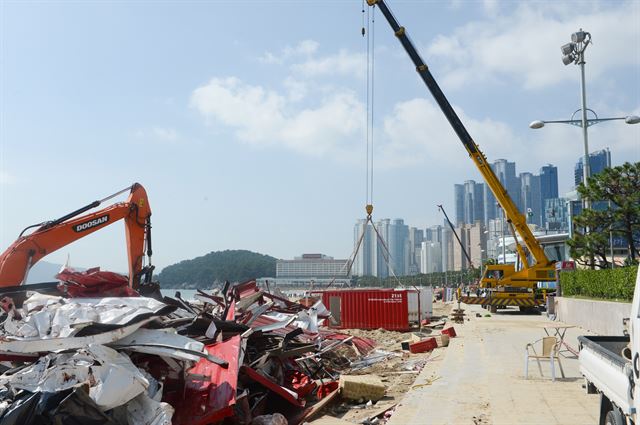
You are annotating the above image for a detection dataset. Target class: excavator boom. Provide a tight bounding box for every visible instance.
[0,183,152,288]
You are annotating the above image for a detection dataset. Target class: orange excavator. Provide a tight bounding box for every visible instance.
[0,183,153,289]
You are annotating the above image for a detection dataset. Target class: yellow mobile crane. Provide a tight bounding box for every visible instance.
[367,0,556,309]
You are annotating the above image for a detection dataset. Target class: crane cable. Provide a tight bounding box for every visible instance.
[330,4,400,290]
[363,7,403,288]
[364,2,376,217]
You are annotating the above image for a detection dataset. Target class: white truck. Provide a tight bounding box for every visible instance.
[579,269,639,425]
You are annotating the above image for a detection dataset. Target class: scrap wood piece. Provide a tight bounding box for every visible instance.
[241,365,305,407]
[348,402,397,423]
[411,376,441,389]
[305,414,352,425]
[293,388,340,424]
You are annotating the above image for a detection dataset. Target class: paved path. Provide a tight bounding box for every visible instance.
[387,303,599,425]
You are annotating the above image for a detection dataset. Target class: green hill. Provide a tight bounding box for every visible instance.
[157,249,276,289]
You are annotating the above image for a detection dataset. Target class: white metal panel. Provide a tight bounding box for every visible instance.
[406,288,433,322]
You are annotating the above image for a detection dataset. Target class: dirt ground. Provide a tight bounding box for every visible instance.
[313,300,455,424]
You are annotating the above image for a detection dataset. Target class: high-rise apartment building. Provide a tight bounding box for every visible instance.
[539,164,559,226]
[454,180,485,226]
[539,165,559,200]
[353,219,374,276]
[492,159,520,211]
[441,225,454,272]
[388,219,409,276]
[483,183,497,227]
[456,160,559,229]
[353,218,411,277]
[520,172,542,226]
[425,225,443,243]
[420,241,442,274]
[451,222,486,271]
[574,148,611,187]
[408,227,424,275]
[454,184,465,225]
[544,198,569,231]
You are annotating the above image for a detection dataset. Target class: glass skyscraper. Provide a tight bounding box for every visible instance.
[574,148,611,187]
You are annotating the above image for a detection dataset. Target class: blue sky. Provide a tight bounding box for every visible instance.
[1,0,639,273]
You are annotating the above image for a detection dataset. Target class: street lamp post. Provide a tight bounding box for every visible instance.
[529,29,640,212]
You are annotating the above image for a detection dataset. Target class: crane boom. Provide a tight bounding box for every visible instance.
[368,0,555,307]
[369,0,549,267]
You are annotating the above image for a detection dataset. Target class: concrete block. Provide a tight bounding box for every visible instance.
[434,334,449,347]
[339,374,386,401]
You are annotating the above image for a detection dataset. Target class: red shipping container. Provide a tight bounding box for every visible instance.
[312,289,410,331]
[442,327,457,338]
[409,337,437,354]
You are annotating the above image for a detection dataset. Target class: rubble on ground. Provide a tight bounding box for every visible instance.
[0,268,456,424]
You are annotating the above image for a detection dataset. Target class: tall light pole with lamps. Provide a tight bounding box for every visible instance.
[530,29,640,211]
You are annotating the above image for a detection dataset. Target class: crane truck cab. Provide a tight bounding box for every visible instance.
[579,268,640,425]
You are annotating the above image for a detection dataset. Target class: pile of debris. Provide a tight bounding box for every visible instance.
[0,269,382,425]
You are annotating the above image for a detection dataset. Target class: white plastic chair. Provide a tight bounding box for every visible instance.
[524,336,565,381]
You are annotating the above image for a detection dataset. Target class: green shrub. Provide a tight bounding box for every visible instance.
[560,266,638,301]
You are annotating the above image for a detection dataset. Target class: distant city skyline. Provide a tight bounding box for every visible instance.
[453,158,559,229]
[352,217,486,277]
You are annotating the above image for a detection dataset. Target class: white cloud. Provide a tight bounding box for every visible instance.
[291,49,365,79]
[282,77,308,102]
[260,39,364,79]
[190,33,638,174]
[482,0,500,16]
[426,1,640,90]
[378,98,520,168]
[259,40,320,65]
[190,77,364,158]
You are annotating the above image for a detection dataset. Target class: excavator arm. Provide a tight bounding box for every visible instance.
[0,183,152,288]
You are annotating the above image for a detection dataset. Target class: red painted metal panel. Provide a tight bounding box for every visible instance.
[312,289,410,331]
[171,335,241,425]
[409,337,437,354]
[442,327,457,338]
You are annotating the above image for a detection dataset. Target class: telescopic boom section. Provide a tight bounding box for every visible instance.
[368,0,551,268]
[0,183,152,288]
